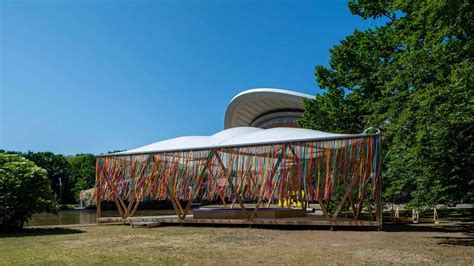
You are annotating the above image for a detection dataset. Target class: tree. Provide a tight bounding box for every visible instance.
[0,152,57,230]
[23,152,75,204]
[68,154,97,200]
[300,0,473,207]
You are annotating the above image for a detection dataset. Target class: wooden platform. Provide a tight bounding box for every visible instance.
[99,214,379,228]
[193,208,306,219]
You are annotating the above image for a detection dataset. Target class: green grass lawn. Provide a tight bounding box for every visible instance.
[0,223,473,265]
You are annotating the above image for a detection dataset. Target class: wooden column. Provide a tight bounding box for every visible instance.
[249,144,286,221]
[249,148,284,221]
[214,150,250,220]
[332,175,360,220]
[178,150,214,220]
[377,134,383,229]
[375,174,382,229]
[96,160,101,224]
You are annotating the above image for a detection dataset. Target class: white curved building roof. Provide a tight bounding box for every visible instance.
[224,88,313,129]
[115,127,362,155]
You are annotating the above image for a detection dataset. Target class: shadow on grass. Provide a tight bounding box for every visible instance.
[384,223,474,247]
[433,234,474,246]
[0,227,85,238]
[382,223,473,233]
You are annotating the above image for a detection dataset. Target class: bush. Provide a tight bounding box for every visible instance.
[0,153,57,230]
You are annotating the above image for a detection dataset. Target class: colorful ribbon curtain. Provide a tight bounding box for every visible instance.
[96,135,381,209]
[79,188,97,208]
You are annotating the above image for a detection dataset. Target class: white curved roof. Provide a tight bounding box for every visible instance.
[115,127,362,155]
[224,88,313,129]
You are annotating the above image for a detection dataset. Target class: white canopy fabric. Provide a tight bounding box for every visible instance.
[115,127,364,155]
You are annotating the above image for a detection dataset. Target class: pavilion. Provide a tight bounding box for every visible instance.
[96,88,382,228]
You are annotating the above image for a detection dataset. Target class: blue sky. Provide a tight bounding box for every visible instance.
[1,0,381,155]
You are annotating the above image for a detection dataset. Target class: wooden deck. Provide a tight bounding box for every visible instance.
[98,214,380,228]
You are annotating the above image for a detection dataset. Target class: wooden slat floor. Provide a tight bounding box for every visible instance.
[99,213,379,227]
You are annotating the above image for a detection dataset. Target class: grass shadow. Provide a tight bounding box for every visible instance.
[382,223,473,233]
[433,234,474,246]
[0,227,85,238]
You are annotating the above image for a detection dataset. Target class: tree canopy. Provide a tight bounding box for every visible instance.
[299,0,473,207]
[0,150,97,205]
[68,154,97,200]
[0,153,57,230]
[23,152,74,204]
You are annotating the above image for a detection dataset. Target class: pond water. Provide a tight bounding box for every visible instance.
[26,209,176,226]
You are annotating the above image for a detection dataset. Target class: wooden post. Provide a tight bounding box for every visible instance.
[219,191,228,208]
[249,146,285,221]
[117,196,129,218]
[375,133,383,229]
[100,165,130,219]
[209,167,228,208]
[175,196,185,218]
[130,200,141,217]
[168,193,181,220]
[114,197,125,219]
[180,151,214,220]
[332,174,361,220]
[375,173,382,229]
[96,164,101,224]
[356,178,369,219]
[266,191,275,208]
[214,150,250,220]
[126,199,135,217]
[318,197,330,219]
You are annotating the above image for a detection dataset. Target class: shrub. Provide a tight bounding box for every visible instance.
[0,153,57,230]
